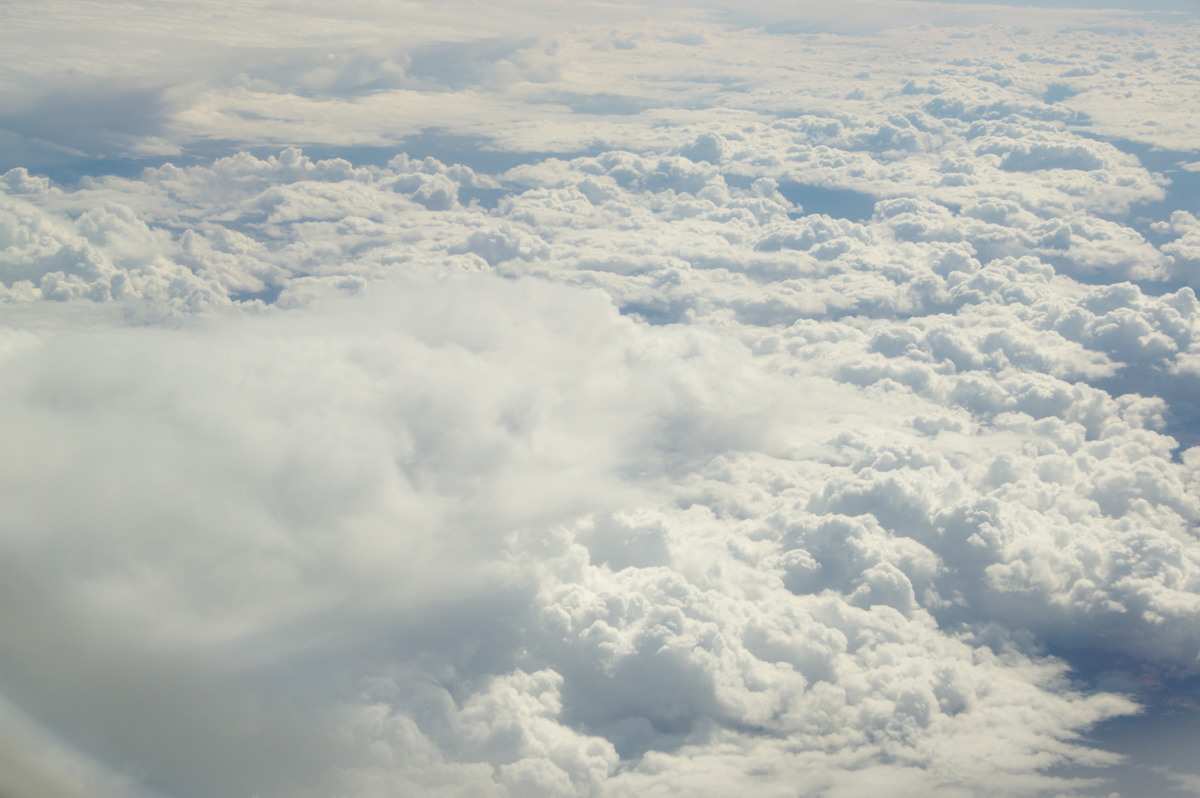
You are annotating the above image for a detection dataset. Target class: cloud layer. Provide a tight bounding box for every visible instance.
[2,2,1199,797]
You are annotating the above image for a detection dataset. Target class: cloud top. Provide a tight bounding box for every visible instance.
[2,2,1200,797]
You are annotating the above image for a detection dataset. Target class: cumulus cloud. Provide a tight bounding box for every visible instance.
[2,1,1200,797]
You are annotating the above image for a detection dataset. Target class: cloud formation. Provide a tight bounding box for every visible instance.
[2,1,1199,797]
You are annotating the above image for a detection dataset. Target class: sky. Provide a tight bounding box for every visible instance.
[920,0,1196,11]
[1,1,1199,797]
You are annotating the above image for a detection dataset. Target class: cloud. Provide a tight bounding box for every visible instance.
[0,275,657,797]
[3,2,1200,797]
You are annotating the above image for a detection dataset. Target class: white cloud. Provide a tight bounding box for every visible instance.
[3,2,1200,797]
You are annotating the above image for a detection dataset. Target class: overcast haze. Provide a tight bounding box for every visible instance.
[1,1,1199,797]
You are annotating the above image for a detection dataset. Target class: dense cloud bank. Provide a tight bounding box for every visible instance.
[2,2,1200,797]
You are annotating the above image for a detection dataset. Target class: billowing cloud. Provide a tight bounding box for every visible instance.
[2,1,1199,797]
